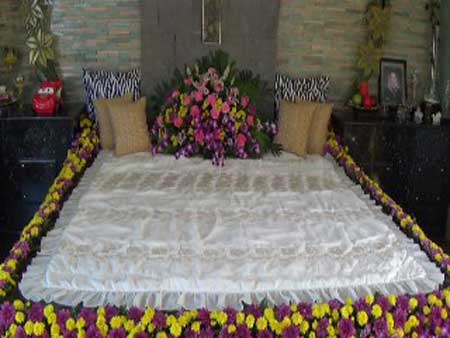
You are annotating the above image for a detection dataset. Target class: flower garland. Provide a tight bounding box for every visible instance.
[2,131,450,338]
[151,67,278,166]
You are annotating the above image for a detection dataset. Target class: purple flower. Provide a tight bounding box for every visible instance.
[128,307,144,324]
[393,307,407,329]
[80,308,98,327]
[245,304,262,318]
[108,328,127,338]
[316,318,329,338]
[105,305,119,322]
[235,325,251,338]
[430,306,443,329]
[297,303,313,320]
[396,295,409,311]
[86,325,103,338]
[198,309,211,326]
[153,311,167,329]
[373,318,388,338]
[0,302,15,328]
[276,304,291,321]
[58,309,72,329]
[329,299,343,311]
[282,325,299,338]
[15,326,27,338]
[337,319,355,338]
[257,330,273,338]
[375,296,391,312]
[224,307,237,324]
[200,327,215,338]
[135,333,150,338]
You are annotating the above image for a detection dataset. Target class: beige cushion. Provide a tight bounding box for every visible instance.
[307,103,333,155]
[276,100,315,156]
[108,97,151,156]
[94,93,133,150]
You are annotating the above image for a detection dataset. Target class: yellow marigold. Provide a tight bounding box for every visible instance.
[356,311,368,326]
[15,311,25,324]
[156,331,168,338]
[299,320,309,334]
[331,309,340,322]
[8,324,18,337]
[66,318,76,331]
[191,321,201,333]
[423,306,431,315]
[396,328,405,337]
[78,329,86,338]
[312,320,318,330]
[6,259,17,271]
[372,304,383,319]
[236,312,245,325]
[228,324,237,334]
[442,308,448,320]
[281,317,291,329]
[215,311,228,326]
[256,317,268,331]
[388,295,397,307]
[76,318,86,330]
[428,294,438,306]
[25,321,34,335]
[246,314,255,329]
[264,308,275,321]
[148,324,155,333]
[141,308,155,325]
[170,322,182,337]
[0,289,5,298]
[47,312,57,325]
[125,319,135,332]
[111,316,123,329]
[30,227,40,237]
[51,323,60,337]
[327,325,336,337]
[291,312,303,326]
[44,304,55,318]
[386,313,394,331]
[436,327,443,336]
[166,315,177,326]
[409,297,418,311]
[290,304,298,313]
[33,322,46,336]
[309,331,316,338]
[340,305,352,319]
[178,314,190,327]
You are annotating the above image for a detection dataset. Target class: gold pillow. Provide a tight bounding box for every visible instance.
[307,103,333,155]
[276,100,315,156]
[94,93,133,150]
[108,97,151,156]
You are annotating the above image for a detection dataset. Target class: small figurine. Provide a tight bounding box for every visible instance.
[432,111,442,125]
[414,107,424,124]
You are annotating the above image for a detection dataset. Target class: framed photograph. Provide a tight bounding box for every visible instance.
[202,0,222,45]
[379,58,407,106]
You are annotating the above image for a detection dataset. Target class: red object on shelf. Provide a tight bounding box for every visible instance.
[363,95,373,109]
[33,80,63,117]
[360,81,370,99]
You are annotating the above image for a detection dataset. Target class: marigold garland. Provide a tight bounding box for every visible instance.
[1,128,450,338]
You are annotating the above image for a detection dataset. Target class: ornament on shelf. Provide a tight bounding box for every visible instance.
[432,111,442,125]
[414,107,424,124]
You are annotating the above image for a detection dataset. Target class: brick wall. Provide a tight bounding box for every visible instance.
[277,0,431,105]
[51,0,141,103]
[2,0,431,107]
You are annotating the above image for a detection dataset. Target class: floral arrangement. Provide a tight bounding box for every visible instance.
[151,63,279,166]
[2,125,450,337]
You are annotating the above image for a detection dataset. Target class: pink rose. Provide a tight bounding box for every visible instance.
[190,105,201,118]
[222,102,230,114]
[174,117,183,128]
[207,94,217,107]
[184,78,193,86]
[211,107,220,120]
[194,91,203,103]
[171,89,180,99]
[214,81,224,93]
[246,115,254,127]
[241,96,250,108]
[237,133,247,148]
[195,129,205,144]
[183,95,192,106]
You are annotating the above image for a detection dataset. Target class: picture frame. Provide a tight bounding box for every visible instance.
[379,58,407,107]
[202,0,222,45]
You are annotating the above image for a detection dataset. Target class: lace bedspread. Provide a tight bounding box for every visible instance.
[19,152,444,309]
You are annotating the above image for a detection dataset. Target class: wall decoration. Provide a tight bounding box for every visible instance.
[424,0,441,104]
[379,58,407,107]
[202,0,222,45]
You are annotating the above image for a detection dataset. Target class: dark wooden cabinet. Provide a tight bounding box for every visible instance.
[333,111,450,238]
[0,110,76,259]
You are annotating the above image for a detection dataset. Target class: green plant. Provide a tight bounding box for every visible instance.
[357,1,391,81]
[21,0,58,80]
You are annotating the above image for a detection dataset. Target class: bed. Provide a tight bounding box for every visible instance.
[19,149,444,310]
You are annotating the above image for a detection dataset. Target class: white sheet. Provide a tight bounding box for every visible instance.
[20,152,444,309]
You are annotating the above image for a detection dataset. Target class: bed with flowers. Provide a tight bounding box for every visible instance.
[1,58,450,337]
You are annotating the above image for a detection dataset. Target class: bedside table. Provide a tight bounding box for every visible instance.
[0,106,79,260]
[332,109,450,238]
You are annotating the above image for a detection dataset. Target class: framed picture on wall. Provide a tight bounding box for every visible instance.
[202,0,222,45]
[379,58,407,106]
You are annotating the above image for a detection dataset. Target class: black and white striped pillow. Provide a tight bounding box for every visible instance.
[83,68,141,120]
[274,73,330,117]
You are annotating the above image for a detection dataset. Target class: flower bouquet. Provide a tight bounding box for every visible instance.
[151,61,279,166]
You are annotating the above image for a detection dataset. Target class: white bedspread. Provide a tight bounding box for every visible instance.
[20,152,444,309]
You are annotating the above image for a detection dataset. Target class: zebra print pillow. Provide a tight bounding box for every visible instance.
[83,68,141,119]
[274,74,330,117]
